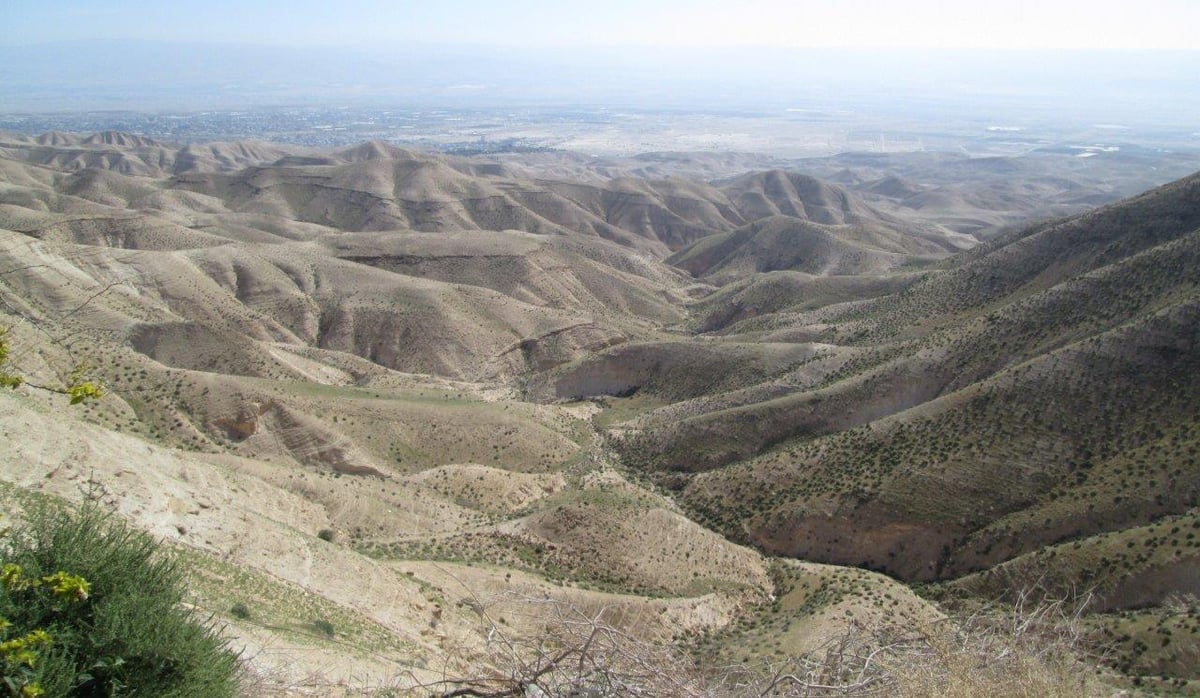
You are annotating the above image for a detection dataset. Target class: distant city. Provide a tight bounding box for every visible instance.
[0,106,563,151]
[4,105,1198,161]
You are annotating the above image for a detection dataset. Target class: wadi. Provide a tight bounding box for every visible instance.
[0,129,1197,695]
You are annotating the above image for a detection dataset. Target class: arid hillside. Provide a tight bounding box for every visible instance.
[1,132,1196,694]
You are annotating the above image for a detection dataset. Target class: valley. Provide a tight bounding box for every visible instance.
[0,129,1197,695]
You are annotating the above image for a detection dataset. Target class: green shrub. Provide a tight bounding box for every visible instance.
[229,603,250,621]
[0,503,239,697]
[312,619,335,639]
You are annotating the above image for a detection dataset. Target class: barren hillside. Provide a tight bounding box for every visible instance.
[1,132,1196,693]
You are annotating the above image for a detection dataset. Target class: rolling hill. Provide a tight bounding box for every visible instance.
[585,173,1200,601]
[1,131,1197,693]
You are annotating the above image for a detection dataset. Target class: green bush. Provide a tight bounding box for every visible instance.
[0,503,239,697]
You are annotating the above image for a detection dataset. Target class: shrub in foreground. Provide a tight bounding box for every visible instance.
[0,502,239,697]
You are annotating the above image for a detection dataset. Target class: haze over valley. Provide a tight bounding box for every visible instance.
[2,2,1200,695]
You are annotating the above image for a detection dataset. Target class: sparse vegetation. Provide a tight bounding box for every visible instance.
[400,582,1105,697]
[0,132,1197,693]
[312,618,335,639]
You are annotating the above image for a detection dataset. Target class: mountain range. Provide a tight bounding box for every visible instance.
[0,130,1197,693]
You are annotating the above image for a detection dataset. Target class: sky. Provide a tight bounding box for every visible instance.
[5,0,1200,51]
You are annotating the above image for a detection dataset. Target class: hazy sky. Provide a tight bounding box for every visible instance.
[5,0,1200,50]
